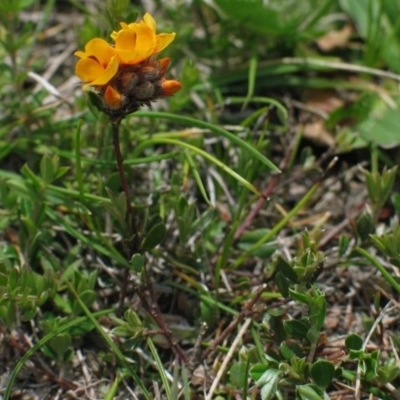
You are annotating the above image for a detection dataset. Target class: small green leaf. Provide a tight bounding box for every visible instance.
[276,256,298,283]
[200,298,219,328]
[125,308,142,327]
[8,268,19,290]
[338,234,351,257]
[141,222,166,251]
[72,290,96,314]
[297,384,325,400]
[289,289,308,304]
[364,351,379,381]
[283,319,310,340]
[112,326,134,337]
[310,360,335,388]
[48,333,72,360]
[55,166,70,180]
[280,343,295,361]
[130,253,144,272]
[21,164,42,191]
[377,357,400,384]
[306,326,320,345]
[104,374,122,400]
[257,369,281,400]
[40,155,54,184]
[358,95,400,147]
[229,361,248,389]
[345,333,363,351]
[274,271,290,298]
[249,364,269,381]
[355,212,375,241]
[103,187,127,223]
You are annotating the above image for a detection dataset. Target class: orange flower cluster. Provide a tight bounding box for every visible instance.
[75,13,181,118]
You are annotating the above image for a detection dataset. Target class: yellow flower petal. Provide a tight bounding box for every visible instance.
[84,38,116,67]
[125,21,140,30]
[115,24,156,64]
[75,58,104,82]
[115,29,137,50]
[74,50,87,59]
[110,22,129,40]
[76,55,119,89]
[154,32,176,54]
[90,55,120,86]
[104,85,123,108]
[143,13,156,31]
[110,14,173,62]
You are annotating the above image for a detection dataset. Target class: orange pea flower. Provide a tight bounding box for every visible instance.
[75,38,119,89]
[111,13,176,65]
[74,12,181,119]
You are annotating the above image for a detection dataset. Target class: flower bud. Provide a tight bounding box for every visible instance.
[131,81,155,100]
[118,70,139,93]
[140,66,160,81]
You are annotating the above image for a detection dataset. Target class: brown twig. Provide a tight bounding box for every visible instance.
[317,202,364,249]
[203,284,266,359]
[233,132,296,241]
[188,322,208,373]
[136,284,188,363]
[234,133,335,242]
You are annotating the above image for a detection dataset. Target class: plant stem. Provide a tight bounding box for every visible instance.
[111,118,137,309]
[136,285,188,363]
[110,119,184,359]
[111,119,134,219]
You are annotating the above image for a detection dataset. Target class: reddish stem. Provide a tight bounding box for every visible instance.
[111,119,137,308]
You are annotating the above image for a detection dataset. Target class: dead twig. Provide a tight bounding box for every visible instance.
[203,284,266,359]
